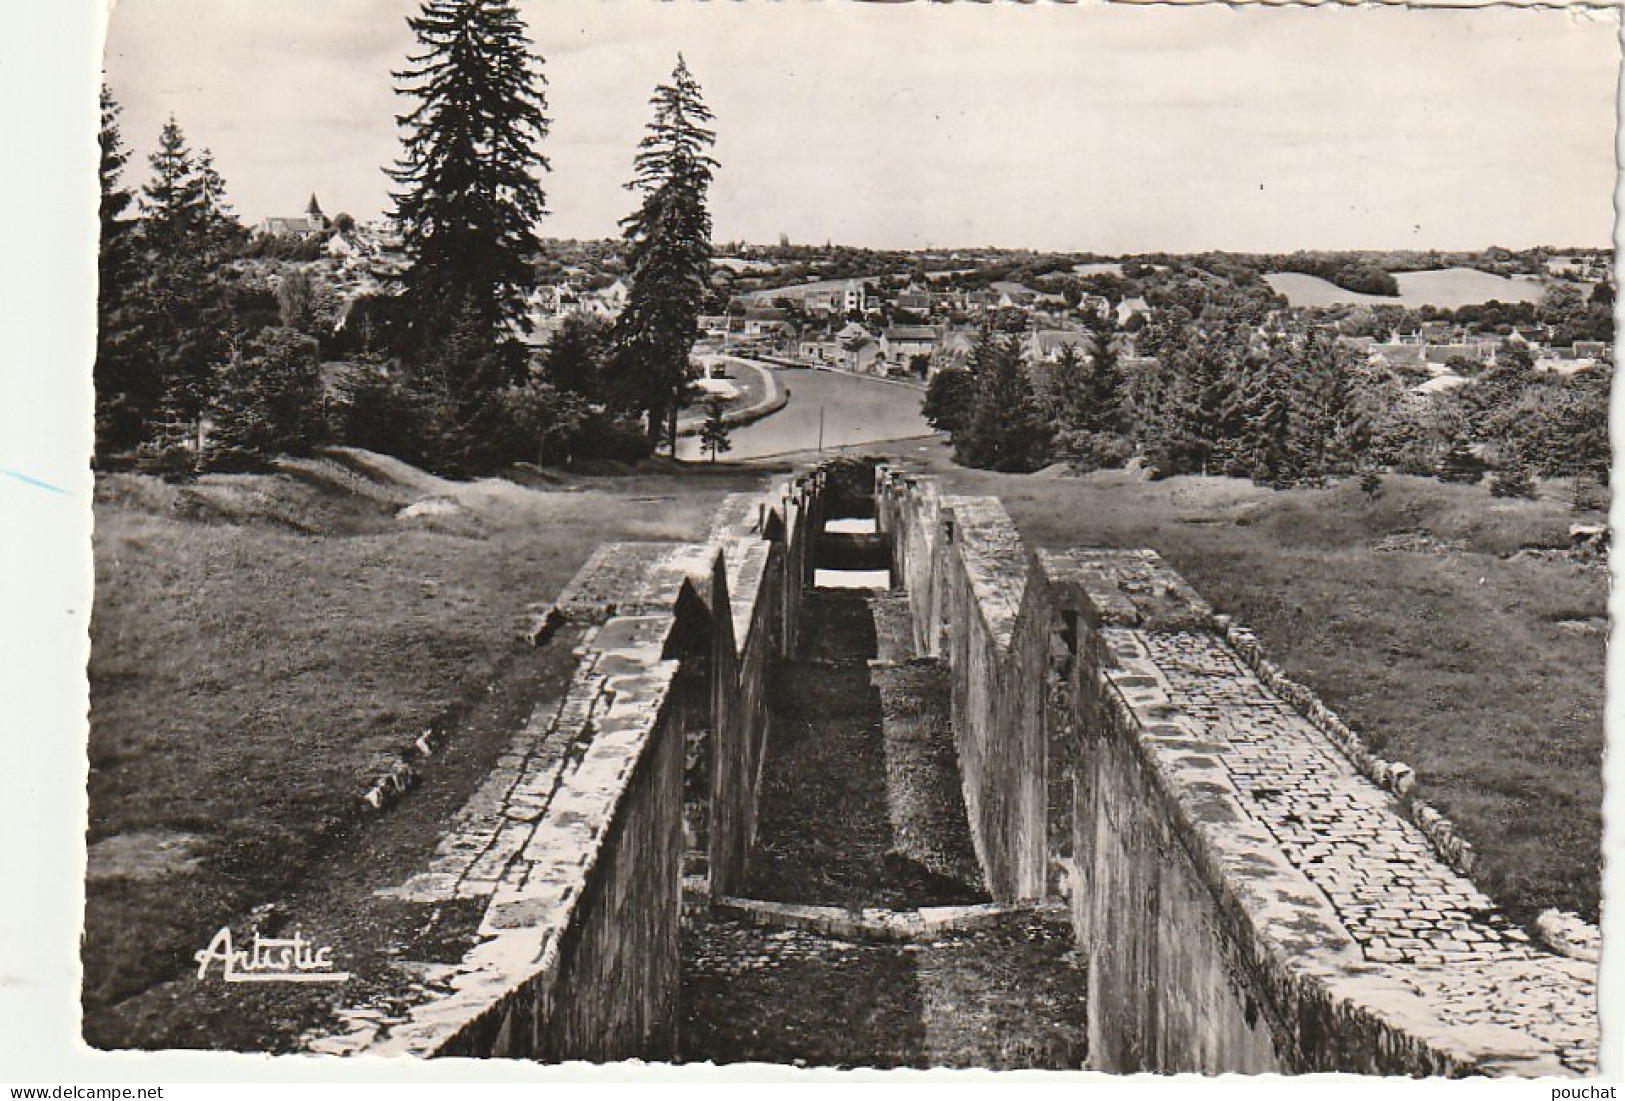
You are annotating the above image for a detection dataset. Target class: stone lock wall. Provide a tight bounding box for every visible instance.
[438,656,688,1062]
[308,461,1596,1073]
[310,475,823,1062]
[875,466,1598,1077]
[878,476,1049,901]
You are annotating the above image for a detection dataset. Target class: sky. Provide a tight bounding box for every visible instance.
[102,0,1623,254]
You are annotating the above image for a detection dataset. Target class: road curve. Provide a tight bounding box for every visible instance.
[677,365,932,461]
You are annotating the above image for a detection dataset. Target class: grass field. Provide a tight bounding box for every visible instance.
[1263,268,1546,310]
[85,425,1607,1042]
[85,451,769,1026]
[920,447,1606,926]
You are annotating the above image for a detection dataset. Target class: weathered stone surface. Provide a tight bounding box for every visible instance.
[315,464,1595,1074]
[309,476,821,1062]
[876,468,1596,1077]
[711,895,1024,942]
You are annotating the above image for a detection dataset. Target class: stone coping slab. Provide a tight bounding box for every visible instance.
[711,896,1029,943]
[1090,597,1596,1074]
[940,494,1027,653]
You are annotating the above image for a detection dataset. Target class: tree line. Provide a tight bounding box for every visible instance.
[925,295,1610,493]
[96,0,717,478]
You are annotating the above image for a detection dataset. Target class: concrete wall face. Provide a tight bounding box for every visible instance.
[1072,624,1281,1074]
[883,486,1048,902]
[876,467,1598,1077]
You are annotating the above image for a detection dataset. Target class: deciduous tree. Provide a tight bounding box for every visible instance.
[698,398,732,462]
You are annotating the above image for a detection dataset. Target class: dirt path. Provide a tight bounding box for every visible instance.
[678,585,1088,1069]
[741,590,985,908]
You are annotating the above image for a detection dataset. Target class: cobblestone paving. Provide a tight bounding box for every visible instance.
[1138,629,1597,1073]
[378,668,602,904]
[680,912,1085,1069]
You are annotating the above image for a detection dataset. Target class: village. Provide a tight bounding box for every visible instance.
[241,197,1612,415]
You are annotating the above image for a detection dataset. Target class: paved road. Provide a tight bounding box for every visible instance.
[677,365,933,461]
[676,356,779,433]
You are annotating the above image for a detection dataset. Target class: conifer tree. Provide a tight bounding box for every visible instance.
[1288,331,1356,481]
[1489,458,1536,499]
[960,328,1052,472]
[921,366,976,438]
[98,86,135,244]
[1240,355,1295,487]
[1084,331,1125,434]
[1038,342,1092,429]
[128,116,241,463]
[95,85,144,454]
[539,314,607,398]
[141,117,207,253]
[209,327,327,468]
[389,0,550,353]
[194,148,246,256]
[608,56,718,453]
[1143,320,1250,477]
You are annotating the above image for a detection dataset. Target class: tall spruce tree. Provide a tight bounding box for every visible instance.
[130,116,241,460]
[389,0,549,355]
[141,117,207,252]
[608,56,718,453]
[1142,319,1250,478]
[1287,330,1357,482]
[98,86,135,248]
[1237,350,1295,487]
[95,85,144,454]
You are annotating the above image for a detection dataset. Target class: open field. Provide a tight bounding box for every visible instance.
[85,413,1607,1047]
[85,451,770,1034]
[916,443,1606,926]
[1264,268,1547,309]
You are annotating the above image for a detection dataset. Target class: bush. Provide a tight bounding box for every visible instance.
[573,413,655,465]
[1437,440,1486,485]
[206,327,327,470]
[1489,461,1536,499]
[332,359,432,466]
[133,435,198,481]
[1571,477,1609,514]
[1054,429,1132,472]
